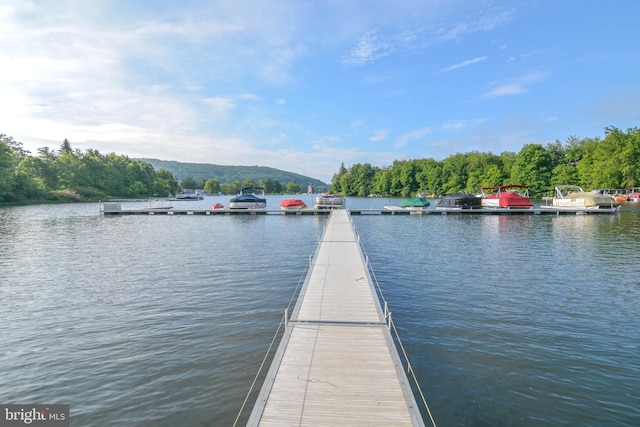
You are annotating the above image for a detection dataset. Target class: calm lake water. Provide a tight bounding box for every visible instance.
[1,196,639,426]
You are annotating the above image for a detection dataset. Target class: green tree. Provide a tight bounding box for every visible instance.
[260,178,276,194]
[373,168,392,196]
[441,153,468,194]
[204,178,221,195]
[154,169,179,196]
[286,181,301,193]
[551,164,579,190]
[349,163,376,197]
[180,176,196,190]
[510,144,552,196]
[416,158,443,196]
[331,163,348,193]
[0,138,17,200]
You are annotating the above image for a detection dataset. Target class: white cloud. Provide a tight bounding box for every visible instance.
[482,72,548,98]
[370,130,388,142]
[202,97,238,115]
[394,127,432,148]
[438,56,488,74]
[435,9,514,42]
[341,30,395,65]
[484,83,527,97]
[442,119,486,130]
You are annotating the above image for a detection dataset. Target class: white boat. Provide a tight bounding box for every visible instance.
[315,193,345,209]
[229,186,267,209]
[541,185,619,210]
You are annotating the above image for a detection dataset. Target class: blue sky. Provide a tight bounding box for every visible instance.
[1,0,639,183]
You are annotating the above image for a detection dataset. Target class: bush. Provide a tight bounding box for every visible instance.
[47,189,82,202]
[74,186,109,199]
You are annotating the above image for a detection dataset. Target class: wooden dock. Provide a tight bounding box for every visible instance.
[100,202,620,216]
[246,209,425,426]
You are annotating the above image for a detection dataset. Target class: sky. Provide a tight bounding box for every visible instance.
[1,1,639,184]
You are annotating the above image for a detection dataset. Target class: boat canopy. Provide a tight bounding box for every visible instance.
[400,197,431,208]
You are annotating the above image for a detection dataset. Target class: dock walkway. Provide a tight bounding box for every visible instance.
[247,209,425,426]
[101,201,620,216]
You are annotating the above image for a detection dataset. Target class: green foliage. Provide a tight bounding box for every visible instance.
[3,126,640,202]
[180,176,197,190]
[330,126,640,197]
[139,158,327,190]
[0,136,165,202]
[510,144,553,196]
[286,181,302,193]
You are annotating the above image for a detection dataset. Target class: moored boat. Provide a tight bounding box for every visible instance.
[626,187,640,202]
[229,186,267,209]
[315,193,345,209]
[435,193,482,209]
[384,197,431,211]
[400,197,431,209]
[280,198,307,210]
[542,185,619,210]
[175,191,203,200]
[612,189,628,203]
[480,184,533,209]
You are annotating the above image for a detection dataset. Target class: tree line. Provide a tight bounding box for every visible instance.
[0,135,307,203]
[330,126,640,198]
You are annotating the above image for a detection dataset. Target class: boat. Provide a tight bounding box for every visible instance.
[212,203,224,209]
[384,197,431,212]
[542,185,619,210]
[315,193,345,209]
[400,197,431,209]
[626,187,640,202]
[229,186,267,209]
[435,193,482,209]
[385,197,431,212]
[611,189,628,203]
[175,191,203,200]
[280,198,307,210]
[480,184,533,209]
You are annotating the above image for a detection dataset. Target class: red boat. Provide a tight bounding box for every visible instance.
[480,184,533,209]
[212,203,224,209]
[280,198,307,210]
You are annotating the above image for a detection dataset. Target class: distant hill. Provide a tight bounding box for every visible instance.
[139,158,329,188]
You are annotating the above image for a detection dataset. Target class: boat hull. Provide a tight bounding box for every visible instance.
[481,197,533,209]
[229,196,266,209]
[436,193,482,209]
[480,184,533,209]
[549,186,619,209]
[229,200,266,209]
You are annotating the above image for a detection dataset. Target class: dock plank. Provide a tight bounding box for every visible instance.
[258,325,417,426]
[248,209,424,426]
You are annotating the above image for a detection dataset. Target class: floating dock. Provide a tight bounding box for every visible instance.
[246,209,425,426]
[100,202,620,216]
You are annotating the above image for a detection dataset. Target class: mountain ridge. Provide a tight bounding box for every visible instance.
[139,158,329,188]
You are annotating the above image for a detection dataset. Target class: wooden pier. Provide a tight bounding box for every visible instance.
[246,209,425,426]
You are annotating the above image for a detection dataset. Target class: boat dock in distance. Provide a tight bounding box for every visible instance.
[246,209,425,426]
[101,201,620,216]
